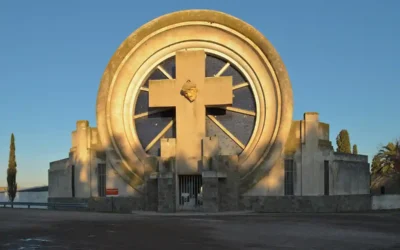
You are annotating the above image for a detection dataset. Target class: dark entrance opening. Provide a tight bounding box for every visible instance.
[178,175,202,210]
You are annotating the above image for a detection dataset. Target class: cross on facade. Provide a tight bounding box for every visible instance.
[149,50,233,173]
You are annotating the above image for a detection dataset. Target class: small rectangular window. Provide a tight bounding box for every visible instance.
[284,160,295,195]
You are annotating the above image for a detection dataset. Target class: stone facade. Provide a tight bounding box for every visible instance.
[48,10,371,213]
[48,112,370,213]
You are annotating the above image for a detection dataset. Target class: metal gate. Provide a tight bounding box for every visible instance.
[178,175,203,210]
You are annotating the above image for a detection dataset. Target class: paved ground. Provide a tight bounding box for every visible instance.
[0,209,400,249]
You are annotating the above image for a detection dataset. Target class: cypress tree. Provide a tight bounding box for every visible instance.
[336,129,351,153]
[7,133,17,202]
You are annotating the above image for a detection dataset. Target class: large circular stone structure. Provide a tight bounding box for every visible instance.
[96,9,293,192]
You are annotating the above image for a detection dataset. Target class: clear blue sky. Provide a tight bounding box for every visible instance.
[0,0,399,187]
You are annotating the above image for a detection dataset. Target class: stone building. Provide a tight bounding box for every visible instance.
[48,10,370,213]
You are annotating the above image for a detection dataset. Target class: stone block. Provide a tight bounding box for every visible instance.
[88,197,112,212]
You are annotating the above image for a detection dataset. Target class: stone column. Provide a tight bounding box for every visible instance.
[157,172,176,213]
[73,120,92,198]
[202,171,219,212]
[144,157,158,211]
[157,139,177,212]
[301,112,322,195]
[216,155,239,211]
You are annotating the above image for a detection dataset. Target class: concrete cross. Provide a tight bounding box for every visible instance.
[149,50,233,173]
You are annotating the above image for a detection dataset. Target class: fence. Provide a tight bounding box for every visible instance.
[0,201,88,210]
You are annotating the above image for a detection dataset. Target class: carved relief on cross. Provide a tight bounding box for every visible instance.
[148,50,233,173]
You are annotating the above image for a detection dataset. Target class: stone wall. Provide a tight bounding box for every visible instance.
[240,195,372,213]
[372,195,400,210]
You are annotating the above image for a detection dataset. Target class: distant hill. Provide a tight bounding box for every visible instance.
[0,187,6,192]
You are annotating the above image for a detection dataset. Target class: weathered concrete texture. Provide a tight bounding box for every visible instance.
[48,158,71,198]
[240,195,372,213]
[331,154,370,195]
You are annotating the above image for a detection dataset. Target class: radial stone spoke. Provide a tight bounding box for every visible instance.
[212,106,256,116]
[233,82,249,90]
[215,62,230,77]
[207,115,245,149]
[133,108,172,120]
[157,65,173,79]
[145,120,174,152]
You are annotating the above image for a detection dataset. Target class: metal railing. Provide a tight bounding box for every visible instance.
[0,202,88,209]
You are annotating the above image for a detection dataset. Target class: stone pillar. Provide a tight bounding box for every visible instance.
[144,157,158,211]
[201,137,239,212]
[73,120,93,198]
[301,112,322,195]
[157,171,176,212]
[157,139,176,212]
[202,171,219,212]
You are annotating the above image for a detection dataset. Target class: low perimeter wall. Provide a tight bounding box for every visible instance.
[240,195,372,213]
[48,197,144,213]
[48,195,400,213]
[372,195,400,210]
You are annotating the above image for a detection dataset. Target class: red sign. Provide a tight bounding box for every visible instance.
[106,188,119,196]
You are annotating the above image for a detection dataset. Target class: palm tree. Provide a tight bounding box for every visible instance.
[372,140,400,175]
